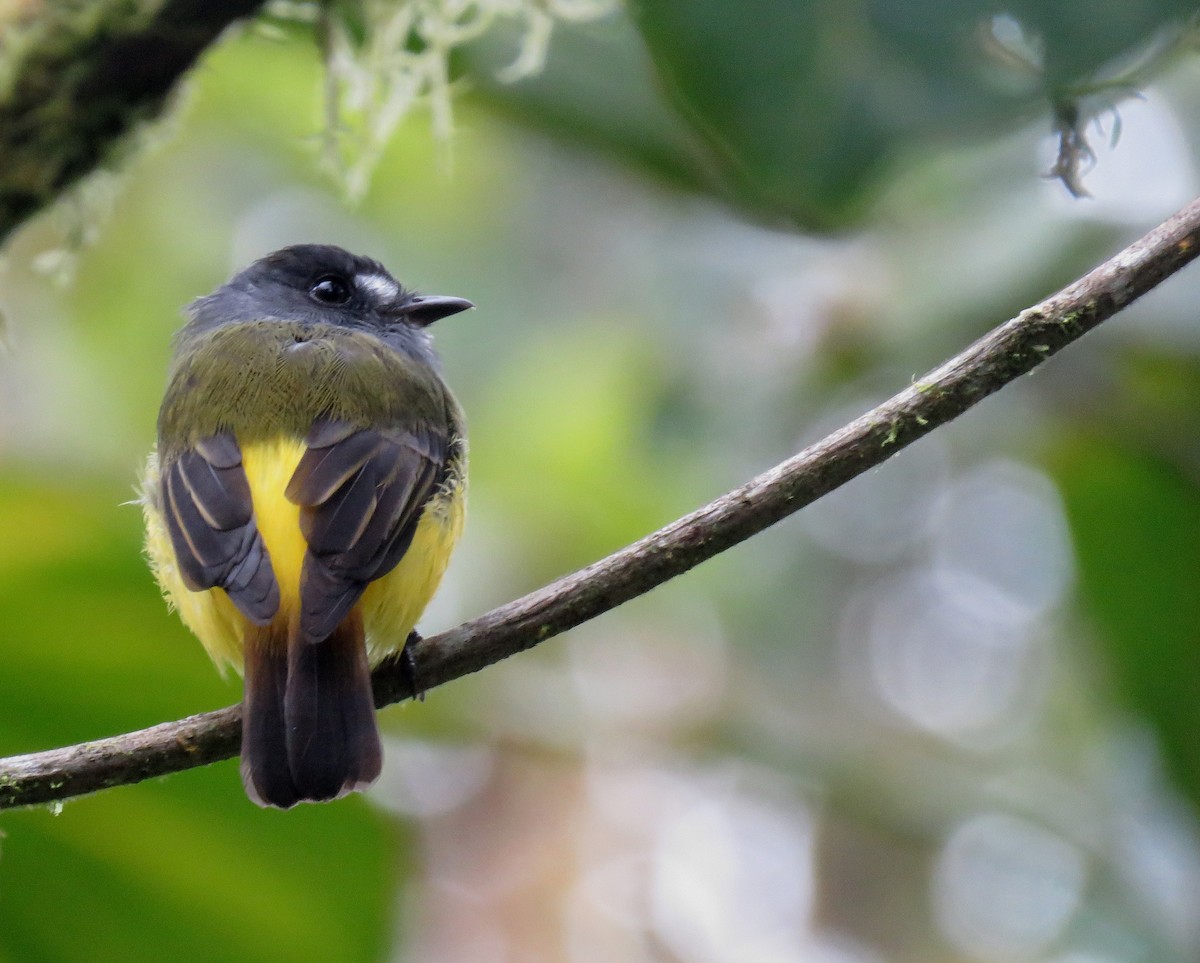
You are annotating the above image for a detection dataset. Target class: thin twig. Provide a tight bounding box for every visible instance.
[4,197,1200,809]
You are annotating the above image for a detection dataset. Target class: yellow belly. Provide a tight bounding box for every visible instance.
[142,438,464,672]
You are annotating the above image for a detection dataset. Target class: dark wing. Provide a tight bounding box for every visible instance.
[285,418,447,643]
[160,432,280,624]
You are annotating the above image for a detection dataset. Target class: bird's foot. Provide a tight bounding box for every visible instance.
[401,631,426,702]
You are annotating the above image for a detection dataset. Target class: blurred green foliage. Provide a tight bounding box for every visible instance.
[1053,355,1200,811]
[460,1,1200,241]
[0,478,397,962]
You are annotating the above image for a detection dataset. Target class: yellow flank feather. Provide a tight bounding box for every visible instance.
[240,439,309,620]
[142,438,465,674]
[361,471,465,664]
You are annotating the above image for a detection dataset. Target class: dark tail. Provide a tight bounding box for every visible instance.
[240,611,382,808]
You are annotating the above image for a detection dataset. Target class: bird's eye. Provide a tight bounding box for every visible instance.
[309,275,352,305]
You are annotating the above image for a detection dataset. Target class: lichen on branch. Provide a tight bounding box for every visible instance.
[303,0,615,199]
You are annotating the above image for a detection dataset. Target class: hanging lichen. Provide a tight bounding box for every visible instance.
[276,0,615,200]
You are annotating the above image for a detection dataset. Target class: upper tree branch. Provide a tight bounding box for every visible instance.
[3,196,1200,809]
[0,0,266,244]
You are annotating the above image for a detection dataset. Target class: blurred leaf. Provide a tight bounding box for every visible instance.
[615,0,1194,227]
[1006,0,1198,88]
[0,478,399,962]
[1054,438,1200,809]
[464,16,719,199]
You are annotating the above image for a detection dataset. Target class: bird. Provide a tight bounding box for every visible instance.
[140,244,471,808]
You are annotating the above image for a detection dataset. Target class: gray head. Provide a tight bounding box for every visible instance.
[187,244,473,363]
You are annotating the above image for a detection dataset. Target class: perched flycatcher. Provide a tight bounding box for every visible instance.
[141,245,470,808]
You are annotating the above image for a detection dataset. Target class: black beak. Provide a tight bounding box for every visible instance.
[394,294,474,327]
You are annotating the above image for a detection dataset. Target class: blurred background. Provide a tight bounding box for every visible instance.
[2,2,1200,960]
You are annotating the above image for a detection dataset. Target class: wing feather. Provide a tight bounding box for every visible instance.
[285,430,383,506]
[161,432,280,625]
[288,419,448,642]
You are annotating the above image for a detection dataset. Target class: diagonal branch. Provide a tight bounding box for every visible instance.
[4,196,1200,809]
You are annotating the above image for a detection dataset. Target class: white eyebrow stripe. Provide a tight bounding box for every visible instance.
[357,272,399,300]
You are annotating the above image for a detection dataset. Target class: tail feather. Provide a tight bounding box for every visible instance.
[284,610,382,801]
[241,625,300,809]
[241,611,382,808]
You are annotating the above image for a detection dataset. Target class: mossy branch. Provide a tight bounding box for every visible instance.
[0,0,266,243]
[3,196,1200,808]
